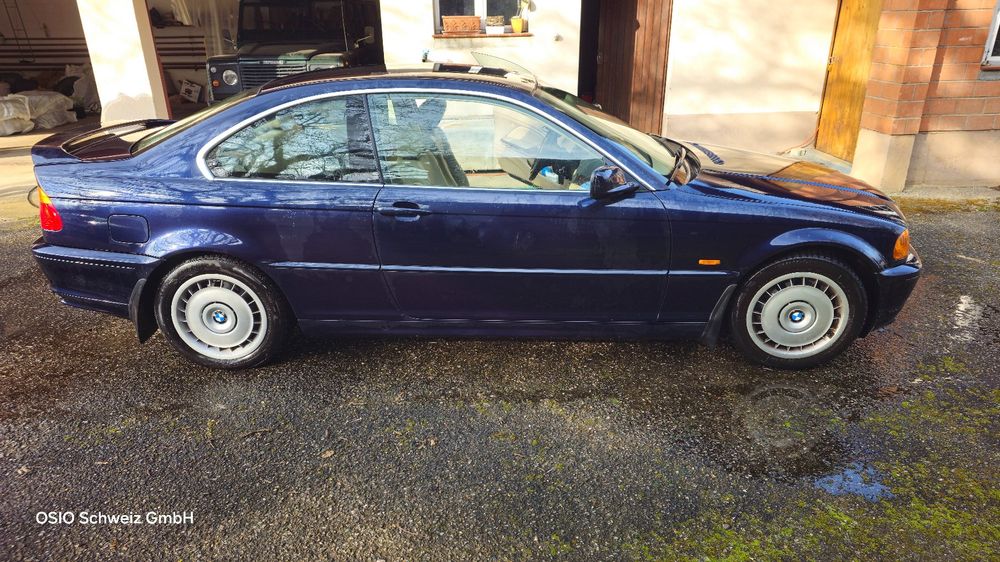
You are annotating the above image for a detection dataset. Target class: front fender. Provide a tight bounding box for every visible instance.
[744,227,888,273]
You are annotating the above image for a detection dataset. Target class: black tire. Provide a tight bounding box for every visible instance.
[729,253,867,370]
[153,256,291,369]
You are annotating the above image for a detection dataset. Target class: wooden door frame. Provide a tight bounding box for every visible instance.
[815,0,884,161]
[815,0,844,124]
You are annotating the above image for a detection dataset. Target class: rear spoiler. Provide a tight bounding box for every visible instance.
[31,119,174,166]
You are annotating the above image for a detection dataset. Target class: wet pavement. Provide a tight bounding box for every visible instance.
[0,202,998,560]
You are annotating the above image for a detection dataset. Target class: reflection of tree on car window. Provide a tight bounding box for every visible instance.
[206,95,379,183]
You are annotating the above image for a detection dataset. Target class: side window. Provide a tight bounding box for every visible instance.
[205,95,379,183]
[367,93,609,190]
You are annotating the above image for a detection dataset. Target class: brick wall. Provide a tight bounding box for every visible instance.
[861,0,1000,137]
[924,0,1000,131]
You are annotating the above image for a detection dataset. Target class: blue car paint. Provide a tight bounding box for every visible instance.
[30,70,920,345]
[108,214,150,244]
[371,186,671,322]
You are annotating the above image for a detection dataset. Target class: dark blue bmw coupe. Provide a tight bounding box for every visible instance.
[30,63,920,369]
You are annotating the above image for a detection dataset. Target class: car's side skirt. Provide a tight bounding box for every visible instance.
[297,318,706,340]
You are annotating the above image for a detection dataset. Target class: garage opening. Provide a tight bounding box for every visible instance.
[0,0,99,135]
[0,0,385,137]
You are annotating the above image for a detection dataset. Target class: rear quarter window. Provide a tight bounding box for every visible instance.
[204,94,379,183]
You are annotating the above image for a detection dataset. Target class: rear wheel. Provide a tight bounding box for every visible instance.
[730,254,867,369]
[154,257,290,369]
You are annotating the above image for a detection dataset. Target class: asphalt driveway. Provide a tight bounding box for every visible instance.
[1,200,998,560]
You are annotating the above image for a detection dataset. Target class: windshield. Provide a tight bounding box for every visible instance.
[132,90,254,154]
[536,86,680,179]
[240,0,347,44]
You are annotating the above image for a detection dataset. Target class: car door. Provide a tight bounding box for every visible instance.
[367,91,670,322]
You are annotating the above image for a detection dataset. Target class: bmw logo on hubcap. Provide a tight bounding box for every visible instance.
[212,310,227,324]
[789,310,805,323]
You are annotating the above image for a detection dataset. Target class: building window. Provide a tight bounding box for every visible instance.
[487,0,520,23]
[985,4,1000,68]
[434,0,522,34]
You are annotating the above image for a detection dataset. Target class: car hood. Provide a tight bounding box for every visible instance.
[236,42,347,59]
[683,142,905,223]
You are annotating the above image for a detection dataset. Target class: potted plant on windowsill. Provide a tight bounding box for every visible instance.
[442,14,482,35]
[485,15,505,35]
[510,0,530,33]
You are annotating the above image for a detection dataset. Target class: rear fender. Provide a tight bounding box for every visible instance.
[125,228,251,342]
[143,228,248,261]
[134,225,303,338]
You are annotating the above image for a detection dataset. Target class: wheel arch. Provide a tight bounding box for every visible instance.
[733,228,887,336]
[759,228,886,271]
[129,250,292,342]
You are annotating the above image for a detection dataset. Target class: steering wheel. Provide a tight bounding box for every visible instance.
[528,157,546,181]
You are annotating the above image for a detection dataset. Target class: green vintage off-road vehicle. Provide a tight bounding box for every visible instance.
[206,0,381,101]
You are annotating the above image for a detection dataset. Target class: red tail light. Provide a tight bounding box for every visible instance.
[38,188,63,232]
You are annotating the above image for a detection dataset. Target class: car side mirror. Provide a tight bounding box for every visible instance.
[590,166,639,199]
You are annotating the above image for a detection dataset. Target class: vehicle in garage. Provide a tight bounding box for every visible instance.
[206,0,381,101]
[30,63,920,370]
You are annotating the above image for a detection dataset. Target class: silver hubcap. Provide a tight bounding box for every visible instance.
[170,274,267,361]
[746,272,849,359]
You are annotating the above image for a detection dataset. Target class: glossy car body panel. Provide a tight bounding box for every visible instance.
[30,68,919,348]
[32,240,160,317]
[872,261,922,328]
[373,186,670,321]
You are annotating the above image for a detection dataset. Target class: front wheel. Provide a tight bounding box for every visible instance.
[729,254,867,369]
[154,256,291,369]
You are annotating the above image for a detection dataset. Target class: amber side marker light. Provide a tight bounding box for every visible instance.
[38,187,63,232]
[893,229,910,261]
[698,259,721,266]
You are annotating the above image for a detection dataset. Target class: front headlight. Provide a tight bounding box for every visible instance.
[307,55,346,71]
[307,64,345,71]
[222,69,239,86]
[893,229,911,261]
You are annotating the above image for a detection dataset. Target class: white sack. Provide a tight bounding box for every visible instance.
[0,96,30,121]
[0,117,34,136]
[33,109,78,130]
[16,90,75,118]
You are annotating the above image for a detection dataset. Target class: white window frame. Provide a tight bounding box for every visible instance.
[985,3,1000,68]
[434,0,520,34]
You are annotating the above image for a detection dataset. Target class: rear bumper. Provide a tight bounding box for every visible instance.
[868,254,921,332]
[31,240,160,319]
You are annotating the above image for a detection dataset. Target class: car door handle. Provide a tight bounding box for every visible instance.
[375,202,432,217]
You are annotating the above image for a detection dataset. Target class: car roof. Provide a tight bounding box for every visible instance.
[257,63,538,95]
